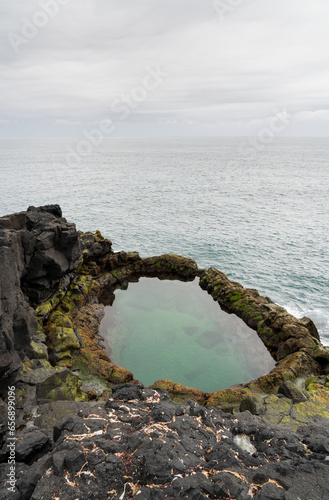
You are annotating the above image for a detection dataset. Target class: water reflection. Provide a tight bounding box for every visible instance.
[99,278,275,392]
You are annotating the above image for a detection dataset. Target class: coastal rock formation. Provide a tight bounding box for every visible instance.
[1,205,329,499]
[199,268,320,361]
[0,205,80,380]
[2,384,329,499]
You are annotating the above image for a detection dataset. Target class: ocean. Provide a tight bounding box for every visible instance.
[1,137,328,345]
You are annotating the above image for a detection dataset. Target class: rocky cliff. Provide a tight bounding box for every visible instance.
[0,205,80,379]
[0,205,329,500]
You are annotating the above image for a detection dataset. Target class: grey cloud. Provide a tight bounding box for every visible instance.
[0,0,329,137]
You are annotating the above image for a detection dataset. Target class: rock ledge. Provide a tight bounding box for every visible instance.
[1,205,329,499]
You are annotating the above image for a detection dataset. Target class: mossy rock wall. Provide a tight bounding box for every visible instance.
[199,268,323,380]
[36,233,327,410]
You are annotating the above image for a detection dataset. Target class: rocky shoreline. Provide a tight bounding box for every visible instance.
[1,205,329,499]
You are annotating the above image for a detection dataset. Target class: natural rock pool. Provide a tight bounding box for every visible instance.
[99,278,276,392]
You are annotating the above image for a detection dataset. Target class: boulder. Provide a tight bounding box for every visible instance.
[17,362,87,402]
[22,205,81,304]
[15,428,50,463]
[79,230,112,261]
[278,380,309,403]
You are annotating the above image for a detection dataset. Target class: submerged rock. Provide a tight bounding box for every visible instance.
[1,205,329,499]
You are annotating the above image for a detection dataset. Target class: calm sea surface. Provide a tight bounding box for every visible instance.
[1,137,328,344]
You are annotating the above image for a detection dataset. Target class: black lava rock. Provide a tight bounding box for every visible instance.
[15,429,49,464]
[0,205,82,383]
[5,388,327,500]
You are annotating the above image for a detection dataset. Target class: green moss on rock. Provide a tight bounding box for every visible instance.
[17,361,87,402]
[206,388,254,412]
[150,379,205,404]
[136,254,198,279]
[51,327,80,352]
[32,240,326,414]
[108,365,133,384]
[30,340,48,360]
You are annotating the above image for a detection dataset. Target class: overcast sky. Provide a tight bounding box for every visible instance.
[1,0,329,138]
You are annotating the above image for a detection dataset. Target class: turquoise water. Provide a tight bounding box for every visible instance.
[0,137,328,344]
[99,278,275,392]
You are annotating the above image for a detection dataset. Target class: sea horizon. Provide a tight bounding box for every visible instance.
[1,136,328,345]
